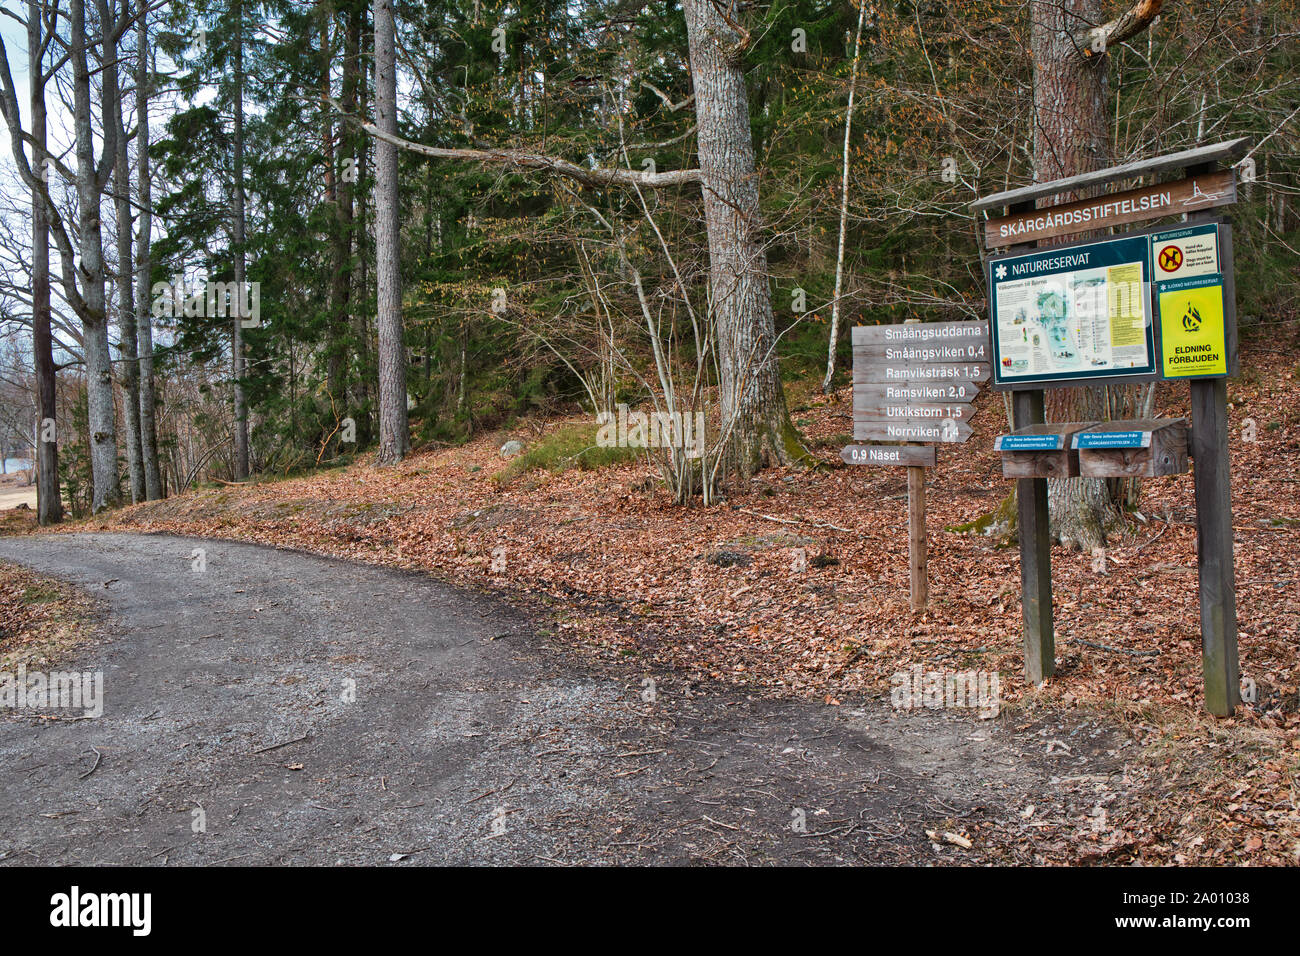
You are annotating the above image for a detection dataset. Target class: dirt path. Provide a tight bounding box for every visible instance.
[0,533,1136,865]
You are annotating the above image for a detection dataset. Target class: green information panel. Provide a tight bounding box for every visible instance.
[988,233,1157,388]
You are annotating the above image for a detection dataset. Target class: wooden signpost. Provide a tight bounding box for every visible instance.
[972,137,1247,716]
[845,318,990,610]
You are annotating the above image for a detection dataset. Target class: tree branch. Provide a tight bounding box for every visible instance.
[327,96,701,189]
[1078,0,1167,57]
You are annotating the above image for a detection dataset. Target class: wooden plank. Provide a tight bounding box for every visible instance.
[996,422,1094,479]
[852,363,990,385]
[841,444,936,467]
[852,340,990,363]
[970,138,1249,212]
[851,321,989,346]
[853,382,979,404]
[984,172,1236,248]
[852,401,978,423]
[1013,389,1054,683]
[854,419,972,443]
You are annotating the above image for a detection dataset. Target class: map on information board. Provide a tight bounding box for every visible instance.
[987,233,1158,387]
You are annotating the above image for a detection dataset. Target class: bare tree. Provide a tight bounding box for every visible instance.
[108,0,143,503]
[73,0,122,511]
[28,0,63,524]
[136,7,162,499]
[823,0,869,394]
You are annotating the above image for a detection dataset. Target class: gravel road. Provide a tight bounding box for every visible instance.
[0,533,1131,865]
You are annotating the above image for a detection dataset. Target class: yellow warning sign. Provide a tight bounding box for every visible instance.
[1160,276,1227,378]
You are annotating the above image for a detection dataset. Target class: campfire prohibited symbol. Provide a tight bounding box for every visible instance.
[1158,244,1183,272]
[1182,302,1202,333]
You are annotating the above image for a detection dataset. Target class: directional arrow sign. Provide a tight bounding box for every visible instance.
[853,381,981,404]
[853,363,991,385]
[852,340,991,363]
[842,444,936,467]
[854,419,974,443]
[852,321,989,346]
[853,402,979,423]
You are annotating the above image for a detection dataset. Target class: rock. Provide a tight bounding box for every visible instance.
[499,440,524,459]
[706,549,751,568]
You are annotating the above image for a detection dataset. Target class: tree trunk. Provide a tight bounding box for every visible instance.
[73,0,120,513]
[321,3,344,410]
[682,0,800,478]
[232,1,250,479]
[109,23,143,504]
[1032,0,1122,550]
[352,5,373,447]
[29,0,62,525]
[373,0,408,464]
[329,0,359,433]
[823,0,868,394]
[136,13,162,499]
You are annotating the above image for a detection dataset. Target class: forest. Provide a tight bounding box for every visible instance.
[0,0,1293,533]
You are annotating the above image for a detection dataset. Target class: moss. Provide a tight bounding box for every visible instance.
[948,489,1018,547]
[777,415,819,468]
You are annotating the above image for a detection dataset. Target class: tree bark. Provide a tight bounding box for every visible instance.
[232,0,250,479]
[373,0,408,464]
[74,0,121,513]
[29,0,62,524]
[1031,0,1131,550]
[682,0,800,477]
[136,11,162,499]
[109,9,143,503]
[321,2,344,410]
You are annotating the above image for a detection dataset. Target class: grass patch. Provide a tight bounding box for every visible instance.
[494,423,640,485]
[21,583,62,605]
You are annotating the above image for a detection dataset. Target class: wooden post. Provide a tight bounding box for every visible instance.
[1191,377,1240,715]
[900,316,929,610]
[1182,197,1240,716]
[907,450,927,610]
[1013,388,1054,682]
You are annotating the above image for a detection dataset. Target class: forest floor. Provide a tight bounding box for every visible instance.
[5,324,1299,864]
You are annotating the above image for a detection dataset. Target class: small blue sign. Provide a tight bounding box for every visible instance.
[995,434,1064,452]
[1073,431,1151,449]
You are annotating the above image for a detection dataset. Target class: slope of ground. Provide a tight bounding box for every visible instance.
[11,327,1300,863]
